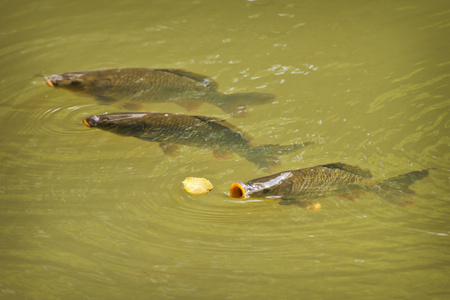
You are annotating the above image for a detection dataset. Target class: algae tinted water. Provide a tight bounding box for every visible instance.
[1,0,449,299]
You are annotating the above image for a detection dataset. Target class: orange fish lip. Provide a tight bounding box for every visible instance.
[82,118,91,128]
[44,76,54,88]
[230,183,246,198]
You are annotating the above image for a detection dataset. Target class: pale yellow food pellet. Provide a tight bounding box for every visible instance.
[182,177,213,196]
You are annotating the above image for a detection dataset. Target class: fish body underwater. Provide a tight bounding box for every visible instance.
[82,112,311,168]
[230,163,429,202]
[45,68,275,117]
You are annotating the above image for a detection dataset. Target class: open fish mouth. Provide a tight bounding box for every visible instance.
[82,115,101,128]
[44,74,69,87]
[230,183,247,198]
[44,76,55,87]
[82,118,92,128]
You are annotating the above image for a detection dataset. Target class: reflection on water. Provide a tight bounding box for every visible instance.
[1,0,449,299]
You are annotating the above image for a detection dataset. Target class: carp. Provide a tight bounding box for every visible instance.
[230,163,429,202]
[82,112,312,168]
[45,68,275,117]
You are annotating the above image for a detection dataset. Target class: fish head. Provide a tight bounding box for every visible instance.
[82,112,148,136]
[230,172,294,199]
[44,71,112,94]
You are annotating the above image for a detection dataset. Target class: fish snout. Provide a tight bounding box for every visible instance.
[44,74,64,87]
[230,183,247,199]
[44,73,84,88]
[44,76,55,87]
[82,115,101,128]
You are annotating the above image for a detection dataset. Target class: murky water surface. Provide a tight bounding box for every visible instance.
[1,0,449,299]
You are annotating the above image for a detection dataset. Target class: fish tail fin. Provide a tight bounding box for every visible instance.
[374,169,430,202]
[215,92,276,117]
[243,141,313,169]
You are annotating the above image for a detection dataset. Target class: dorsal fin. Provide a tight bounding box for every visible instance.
[322,163,373,178]
[159,69,219,90]
[193,115,253,141]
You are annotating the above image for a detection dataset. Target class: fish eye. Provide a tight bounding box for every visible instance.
[71,80,82,86]
[262,188,271,194]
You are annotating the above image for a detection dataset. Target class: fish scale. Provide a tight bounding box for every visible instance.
[137,114,246,149]
[283,167,370,198]
[291,167,371,197]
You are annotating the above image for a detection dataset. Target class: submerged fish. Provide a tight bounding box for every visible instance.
[82,112,312,168]
[230,163,429,203]
[45,68,275,117]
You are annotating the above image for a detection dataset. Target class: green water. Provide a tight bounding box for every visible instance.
[1,0,449,299]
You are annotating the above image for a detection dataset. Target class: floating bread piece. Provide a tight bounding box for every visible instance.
[183,177,213,196]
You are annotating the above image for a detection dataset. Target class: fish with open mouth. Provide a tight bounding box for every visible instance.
[45,68,275,117]
[230,163,430,204]
[82,112,312,168]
